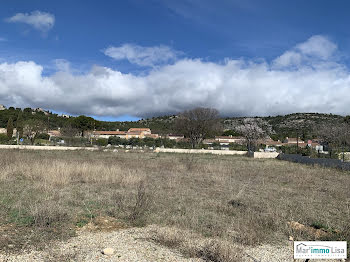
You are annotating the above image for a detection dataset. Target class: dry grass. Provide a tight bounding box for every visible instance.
[0,149,349,260]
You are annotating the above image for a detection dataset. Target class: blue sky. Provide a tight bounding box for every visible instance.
[1,0,350,120]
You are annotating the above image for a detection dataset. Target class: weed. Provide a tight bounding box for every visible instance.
[129,180,151,226]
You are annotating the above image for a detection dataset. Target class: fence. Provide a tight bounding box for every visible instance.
[277,153,350,171]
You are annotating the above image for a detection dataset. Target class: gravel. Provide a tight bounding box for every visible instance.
[0,227,344,262]
[0,227,202,262]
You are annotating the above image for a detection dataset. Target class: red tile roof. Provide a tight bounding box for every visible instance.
[93,131,127,135]
[145,134,159,138]
[215,136,245,139]
[128,128,151,132]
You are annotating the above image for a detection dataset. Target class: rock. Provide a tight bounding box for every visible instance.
[288,236,294,241]
[102,248,114,255]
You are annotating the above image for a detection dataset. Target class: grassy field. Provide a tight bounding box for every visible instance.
[0,149,349,261]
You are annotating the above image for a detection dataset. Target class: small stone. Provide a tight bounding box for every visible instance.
[102,248,114,255]
[288,236,294,241]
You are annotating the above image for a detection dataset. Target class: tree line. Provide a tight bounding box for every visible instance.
[2,106,350,156]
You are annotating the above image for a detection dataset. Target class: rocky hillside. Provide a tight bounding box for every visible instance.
[223,113,344,139]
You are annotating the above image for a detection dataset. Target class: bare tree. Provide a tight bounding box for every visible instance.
[175,107,222,148]
[61,122,79,138]
[23,119,46,145]
[60,122,79,146]
[235,118,272,152]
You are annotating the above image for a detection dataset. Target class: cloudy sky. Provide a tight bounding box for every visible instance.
[1,0,350,120]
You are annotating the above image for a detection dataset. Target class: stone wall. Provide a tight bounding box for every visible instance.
[154,148,247,155]
[253,152,280,159]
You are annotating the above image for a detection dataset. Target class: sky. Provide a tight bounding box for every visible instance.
[1,0,350,120]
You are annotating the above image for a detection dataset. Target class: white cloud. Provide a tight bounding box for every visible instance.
[0,37,7,42]
[6,11,55,32]
[296,35,337,59]
[53,59,70,72]
[0,35,350,117]
[273,51,302,68]
[104,44,181,67]
[273,35,337,68]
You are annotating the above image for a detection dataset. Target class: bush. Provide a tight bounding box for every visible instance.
[144,137,155,147]
[162,138,176,148]
[229,143,247,151]
[34,139,51,146]
[108,136,122,145]
[211,142,221,150]
[280,145,311,156]
[96,138,108,147]
[126,137,140,146]
[35,133,50,140]
[0,134,9,144]
[199,143,209,149]
[176,140,192,149]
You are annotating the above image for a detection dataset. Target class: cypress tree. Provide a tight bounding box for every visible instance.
[7,117,13,139]
[16,112,24,138]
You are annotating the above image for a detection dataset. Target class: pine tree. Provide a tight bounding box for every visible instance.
[7,117,13,139]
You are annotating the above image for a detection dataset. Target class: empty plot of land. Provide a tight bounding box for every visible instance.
[0,150,349,261]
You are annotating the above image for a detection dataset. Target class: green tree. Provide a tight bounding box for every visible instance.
[16,112,24,138]
[73,115,95,137]
[6,117,13,139]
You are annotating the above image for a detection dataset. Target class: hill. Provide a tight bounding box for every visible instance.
[0,105,346,138]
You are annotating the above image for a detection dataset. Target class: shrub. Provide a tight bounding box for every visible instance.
[229,143,247,151]
[0,134,9,144]
[108,136,122,145]
[280,145,311,156]
[35,133,50,140]
[175,140,192,149]
[96,138,108,147]
[211,142,221,150]
[144,137,155,147]
[129,181,151,226]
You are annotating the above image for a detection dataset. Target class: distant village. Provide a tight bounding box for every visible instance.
[0,125,324,151]
[0,104,325,153]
